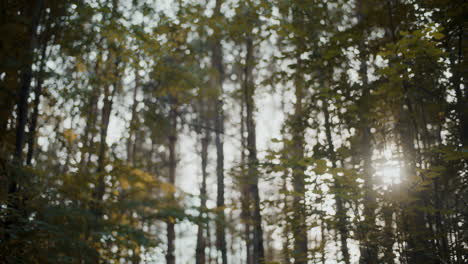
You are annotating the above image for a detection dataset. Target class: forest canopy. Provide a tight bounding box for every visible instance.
[0,0,467,263]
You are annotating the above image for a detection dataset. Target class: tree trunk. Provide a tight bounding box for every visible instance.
[452,25,467,147]
[79,50,102,172]
[399,99,434,263]
[280,162,292,264]
[196,109,209,264]
[356,31,378,263]
[6,0,44,240]
[212,1,228,262]
[382,195,395,264]
[127,69,140,166]
[93,58,118,209]
[291,59,308,264]
[384,2,435,261]
[13,0,44,164]
[240,89,252,264]
[288,5,309,263]
[26,32,48,166]
[323,98,350,264]
[243,32,265,264]
[166,104,177,264]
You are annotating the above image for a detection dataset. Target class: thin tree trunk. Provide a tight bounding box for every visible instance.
[382,194,395,264]
[278,82,292,264]
[166,104,177,264]
[127,69,140,165]
[280,166,292,264]
[196,110,209,264]
[6,0,44,241]
[357,31,378,264]
[81,59,102,254]
[212,1,228,262]
[243,31,265,264]
[80,51,102,172]
[384,3,435,261]
[290,30,308,263]
[398,83,434,262]
[290,6,308,264]
[240,88,252,264]
[323,98,350,264]
[94,61,118,207]
[451,25,467,147]
[282,205,292,263]
[399,107,433,263]
[26,33,48,166]
[13,0,44,164]
[88,53,120,263]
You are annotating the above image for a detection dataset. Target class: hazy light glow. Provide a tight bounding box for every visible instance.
[377,162,401,185]
[375,149,401,186]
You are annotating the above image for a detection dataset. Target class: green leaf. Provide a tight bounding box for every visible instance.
[314,159,328,175]
[432,32,444,40]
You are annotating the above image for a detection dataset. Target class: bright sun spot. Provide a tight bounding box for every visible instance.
[375,149,401,186]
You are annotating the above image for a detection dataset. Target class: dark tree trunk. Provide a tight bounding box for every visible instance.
[398,87,434,263]
[212,1,228,262]
[5,0,44,241]
[452,25,467,147]
[240,90,253,264]
[384,2,435,261]
[88,54,120,263]
[93,61,118,208]
[323,98,350,264]
[243,32,265,264]
[291,60,308,264]
[281,176,292,264]
[215,97,227,264]
[26,34,48,166]
[79,51,102,172]
[13,0,44,164]
[196,108,209,264]
[289,6,309,263]
[382,195,395,264]
[356,32,378,264]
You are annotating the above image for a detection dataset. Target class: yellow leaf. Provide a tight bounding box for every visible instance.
[64,129,77,143]
[76,61,86,72]
[120,178,129,189]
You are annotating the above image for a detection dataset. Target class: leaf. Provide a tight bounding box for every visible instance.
[314,159,328,175]
[76,61,87,72]
[271,138,281,143]
[432,32,444,40]
[63,129,77,144]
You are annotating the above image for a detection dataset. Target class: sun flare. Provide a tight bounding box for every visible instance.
[375,149,402,186]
